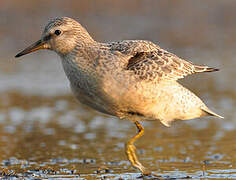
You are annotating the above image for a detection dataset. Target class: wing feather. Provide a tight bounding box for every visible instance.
[126,48,218,81]
[108,40,218,81]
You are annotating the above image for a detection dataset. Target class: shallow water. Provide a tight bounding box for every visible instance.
[1,1,236,179]
[0,92,235,179]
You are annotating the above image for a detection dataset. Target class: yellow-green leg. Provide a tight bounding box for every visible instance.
[125,121,151,175]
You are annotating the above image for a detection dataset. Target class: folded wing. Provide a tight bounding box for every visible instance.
[126,47,218,82]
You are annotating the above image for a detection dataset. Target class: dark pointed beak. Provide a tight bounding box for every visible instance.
[15,39,48,58]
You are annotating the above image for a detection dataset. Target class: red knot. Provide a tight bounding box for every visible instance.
[15,17,223,176]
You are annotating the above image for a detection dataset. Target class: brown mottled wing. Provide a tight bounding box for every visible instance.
[126,48,218,81]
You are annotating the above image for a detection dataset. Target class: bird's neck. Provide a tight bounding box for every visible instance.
[60,40,100,73]
[60,44,100,95]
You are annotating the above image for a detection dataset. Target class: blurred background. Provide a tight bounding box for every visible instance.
[0,0,236,179]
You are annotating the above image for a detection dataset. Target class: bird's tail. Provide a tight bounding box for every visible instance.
[194,65,219,73]
[201,107,224,119]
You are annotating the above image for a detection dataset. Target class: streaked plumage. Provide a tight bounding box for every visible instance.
[15,17,223,176]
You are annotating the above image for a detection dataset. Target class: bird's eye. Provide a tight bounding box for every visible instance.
[54,30,61,36]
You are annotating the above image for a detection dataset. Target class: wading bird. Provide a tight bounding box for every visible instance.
[15,17,223,176]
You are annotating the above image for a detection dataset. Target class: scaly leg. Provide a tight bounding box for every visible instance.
[125,121,151,175]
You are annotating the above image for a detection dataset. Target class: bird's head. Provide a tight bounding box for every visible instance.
[15,17,94,58]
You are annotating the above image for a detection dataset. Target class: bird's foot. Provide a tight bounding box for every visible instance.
[137,171,162,179]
